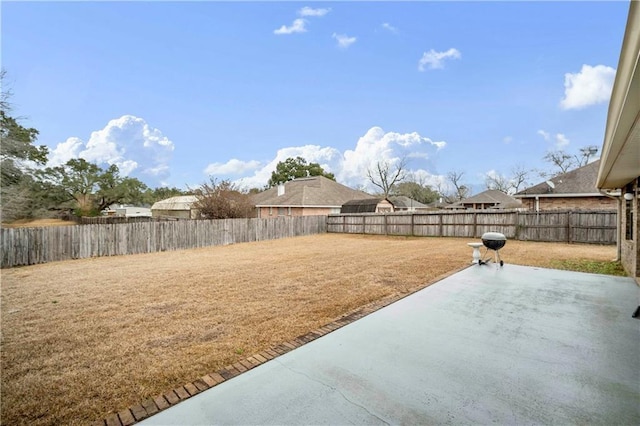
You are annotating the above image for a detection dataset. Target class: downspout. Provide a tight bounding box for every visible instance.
[599,189,622,261]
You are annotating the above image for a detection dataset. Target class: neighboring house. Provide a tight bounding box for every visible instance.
[446,189,523,210]
[252,176,374,218]
[341,198,395,214]
[151,195,199,219]
[596,0,639,283]
[514,160,616,211]
[115,205,152,217]
[388,196,431,212]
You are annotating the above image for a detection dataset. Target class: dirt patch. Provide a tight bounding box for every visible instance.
[0,234,617,425]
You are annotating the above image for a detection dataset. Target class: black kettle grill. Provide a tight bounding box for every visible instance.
[479,232,506,266]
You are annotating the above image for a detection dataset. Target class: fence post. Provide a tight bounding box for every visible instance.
[411,213,415,236]
[384,214,388,236]
[473,212,478,238]
[439,213,443,237]
[567,211,572,244]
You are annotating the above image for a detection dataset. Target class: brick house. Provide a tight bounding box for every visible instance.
[596,0,639,283]
[514,160,617,211]
[252,176,374,218]
[446,189,523,210]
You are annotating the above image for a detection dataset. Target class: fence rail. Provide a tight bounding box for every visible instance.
[1,215,327,268]
[327,210,617,244]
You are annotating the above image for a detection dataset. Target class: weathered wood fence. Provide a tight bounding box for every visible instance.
[0,216,326,268]
[327,210,617,244]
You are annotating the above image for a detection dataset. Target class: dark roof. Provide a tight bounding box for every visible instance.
[252,176,375,207]
[447,189,522,209]
[515,160,603,197]
[341,198,385,213]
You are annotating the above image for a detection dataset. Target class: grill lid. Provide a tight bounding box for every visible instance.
[481,232,506,241]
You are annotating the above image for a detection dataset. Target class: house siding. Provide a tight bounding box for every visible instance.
[519,196,617,211]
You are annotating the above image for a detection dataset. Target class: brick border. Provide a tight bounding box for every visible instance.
[92,265,469,425]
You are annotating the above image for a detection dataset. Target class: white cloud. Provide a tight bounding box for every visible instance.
[503,136,513,144]
[538,129,570,149]
[332,33,357,49]
[48,137,84,166]
[555,133,570,149]
[537,129,550,141]
[48,115,174,186]
[204,159,261,176]
[418,48,461,71]
[228,127,447,192]
[381,23,398,33]
[298,6,331,17]
[560,64,616,110]
[274,18,307,35]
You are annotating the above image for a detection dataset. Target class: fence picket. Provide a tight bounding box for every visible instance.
[1,211,616,268]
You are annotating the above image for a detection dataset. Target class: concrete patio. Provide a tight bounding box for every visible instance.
[141,264,640,425]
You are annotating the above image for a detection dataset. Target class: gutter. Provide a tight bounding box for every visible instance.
[513,192,611,198]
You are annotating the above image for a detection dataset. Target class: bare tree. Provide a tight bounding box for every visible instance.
[485,165,531,195]
[575,145,599,167]
[543,145,599,177]
[510,165,530,193]
[442,171,470,203]
[193,179,254,219]
[485,173,511,193]
[543,150,575,176]
[367,158,408,197]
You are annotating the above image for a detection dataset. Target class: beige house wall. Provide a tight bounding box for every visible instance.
[257,207,337,218]
[519,196,617,211]
[151,209,195,219]
[375,200,394,213]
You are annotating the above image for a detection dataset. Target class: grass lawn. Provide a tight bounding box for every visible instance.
[0,234,619,425]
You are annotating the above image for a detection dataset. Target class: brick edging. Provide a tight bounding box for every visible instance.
[93,264,469,426]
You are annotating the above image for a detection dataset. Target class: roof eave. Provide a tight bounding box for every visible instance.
[597,0,640,189]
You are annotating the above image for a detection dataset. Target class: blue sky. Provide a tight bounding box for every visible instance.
[2,1,630,193]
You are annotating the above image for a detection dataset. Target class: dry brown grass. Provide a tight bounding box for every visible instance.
[0,234,616,425]
[2,218,73,228]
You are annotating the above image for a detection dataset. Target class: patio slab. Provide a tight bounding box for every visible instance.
[141,264,640,425]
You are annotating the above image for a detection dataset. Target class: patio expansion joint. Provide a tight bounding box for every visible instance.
[273,358,391,426]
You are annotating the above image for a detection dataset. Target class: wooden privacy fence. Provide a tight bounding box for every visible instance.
[0,215,326,268]
[327,210,617,245]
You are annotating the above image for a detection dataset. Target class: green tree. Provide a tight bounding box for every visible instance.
[268,156,335,187]
[38,159,148,216]
[0,69,50,221]
[392,181,439,204]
